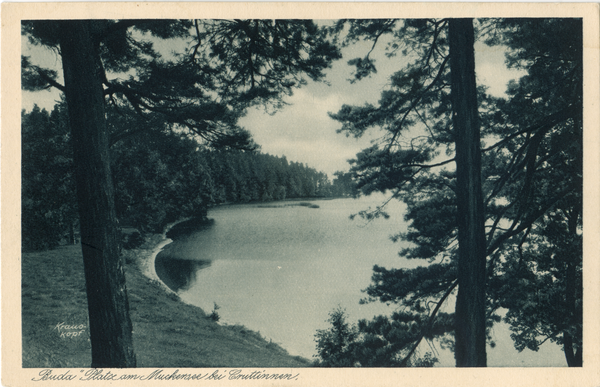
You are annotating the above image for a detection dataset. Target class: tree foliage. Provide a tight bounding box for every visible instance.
[21,104,78,250]
[23,19,341,141]
[483,19,583,365]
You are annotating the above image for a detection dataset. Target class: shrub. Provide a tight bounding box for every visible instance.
[208,302,220,322]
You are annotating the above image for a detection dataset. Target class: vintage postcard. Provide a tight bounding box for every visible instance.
[2,2,600,386]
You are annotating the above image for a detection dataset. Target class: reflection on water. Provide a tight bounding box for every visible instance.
[154,217,215,292]
[154,253,210,292]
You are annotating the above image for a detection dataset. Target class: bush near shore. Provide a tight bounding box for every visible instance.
[21,237,310,368]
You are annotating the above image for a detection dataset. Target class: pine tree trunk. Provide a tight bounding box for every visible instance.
[449,18,487,367]
[58,20,137,368]
[564,207,582,367]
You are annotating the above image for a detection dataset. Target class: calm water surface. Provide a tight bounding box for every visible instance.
[155,195,565,366]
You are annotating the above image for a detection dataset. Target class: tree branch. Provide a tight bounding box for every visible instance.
[31,66,66,92]
[386,55,450,152]
[399,279,458,367]
[481,104,581,154]
[486,186,575,256]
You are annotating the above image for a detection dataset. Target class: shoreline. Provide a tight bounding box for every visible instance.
[136,218,191,293]
[132,219,299,356]
[140,237,173,284]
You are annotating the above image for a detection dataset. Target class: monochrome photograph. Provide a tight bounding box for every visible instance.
[3,2,600,386]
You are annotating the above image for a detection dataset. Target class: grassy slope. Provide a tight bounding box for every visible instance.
[21,239,310,368]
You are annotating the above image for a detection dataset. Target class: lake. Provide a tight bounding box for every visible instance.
[153,195,566,367]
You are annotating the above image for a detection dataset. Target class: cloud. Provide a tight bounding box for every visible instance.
[240,41,524,177]
[238,39,403,177]
[239,87,378,176]
[474,42,526,98]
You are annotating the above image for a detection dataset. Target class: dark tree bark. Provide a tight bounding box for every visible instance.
[58,20,136,368]
[449,18,487,367]
[564,206,582,367]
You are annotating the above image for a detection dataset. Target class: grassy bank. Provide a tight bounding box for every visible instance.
[21,237,310,368]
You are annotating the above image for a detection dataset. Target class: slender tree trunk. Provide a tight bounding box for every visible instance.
[564,207,582,367]
[59,20,136,368]
[449,18,487,367]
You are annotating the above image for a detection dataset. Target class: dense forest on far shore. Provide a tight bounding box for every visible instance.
[22,102,356,251]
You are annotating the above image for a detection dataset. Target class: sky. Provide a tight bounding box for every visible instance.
[21,22,526,177]
[238,38,525,176]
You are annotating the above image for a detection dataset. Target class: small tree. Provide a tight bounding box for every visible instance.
[314,307,358,367]
[314,307,440,367]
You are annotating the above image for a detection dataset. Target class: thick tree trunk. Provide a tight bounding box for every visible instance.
[564,330,582,367]
[59,20,136,368]
[449,18,487,367]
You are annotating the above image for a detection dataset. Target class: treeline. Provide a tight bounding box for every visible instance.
[22,103,355,251]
